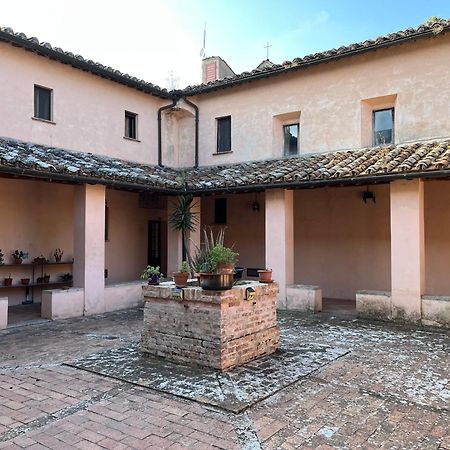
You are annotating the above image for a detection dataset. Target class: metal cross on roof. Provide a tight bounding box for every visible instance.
[264,41,272,60]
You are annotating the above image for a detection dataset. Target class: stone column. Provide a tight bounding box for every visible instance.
[390,179,424,322]
[265,189,294,308]
[166,207,182,277]
[73,184,106,316]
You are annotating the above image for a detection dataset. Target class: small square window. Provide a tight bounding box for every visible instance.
[283,123,299,156]
[217,116,231,153]
[34,85,52,121]
[373,108,394,146]
[214,198,227,224]
[125,111,138,139]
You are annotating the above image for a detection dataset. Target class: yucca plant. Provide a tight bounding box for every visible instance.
[169,194,200,265]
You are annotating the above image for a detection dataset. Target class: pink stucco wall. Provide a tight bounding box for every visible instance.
[200,193,265,272]
[294,185,391,300]
[194,34,450,166]
[0,43,165,165]
[0,178,74,305]
[105,189,168,284]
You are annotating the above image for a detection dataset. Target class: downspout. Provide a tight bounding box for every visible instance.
[182,98,199,168]
[157,98,178,166]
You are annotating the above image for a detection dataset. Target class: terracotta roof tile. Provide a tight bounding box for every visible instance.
[180,19,450,96]
[1,137,450,193]
[185,140,450,192]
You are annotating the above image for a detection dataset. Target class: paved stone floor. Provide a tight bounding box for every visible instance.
[0,308,448,449]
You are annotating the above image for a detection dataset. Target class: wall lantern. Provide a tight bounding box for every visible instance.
[251,193,260,212]
[362,190,376,204]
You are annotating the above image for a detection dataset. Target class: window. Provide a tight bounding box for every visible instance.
[217,116,231,153]
[373,108,394,146]
[283,123,299,156]
[214,198,227,224]
[34,85,52,121]
[125,111,137,139]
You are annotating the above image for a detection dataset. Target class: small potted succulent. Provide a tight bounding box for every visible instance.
[54,248,63,263]
[3,274,12,287]
[141,266,163,285]
[12,250,26,265]
[173,261,190,288]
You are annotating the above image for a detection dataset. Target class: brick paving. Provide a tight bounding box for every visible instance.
[0,308,448,449]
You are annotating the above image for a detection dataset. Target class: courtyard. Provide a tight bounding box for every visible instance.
[0,308,448,449]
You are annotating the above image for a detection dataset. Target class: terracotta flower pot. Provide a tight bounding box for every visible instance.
[3,278,12,287]
[257,269,273,283]
[173,272,189,288]
[14,258,22,265]
[217,262,235,274]
[21,278,30,285]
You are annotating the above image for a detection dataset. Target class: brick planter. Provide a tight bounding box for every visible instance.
[140,282,280,371]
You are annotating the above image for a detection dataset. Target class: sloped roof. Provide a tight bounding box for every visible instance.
[185,140,450,193]
[1,138,450,194]
[0,27,171,99]
[1,20,449,99]
[0,137,181,192]
[180,19,450,96]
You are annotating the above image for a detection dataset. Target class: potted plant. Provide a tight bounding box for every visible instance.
[210,245,238,274]
[173,261,190,288]
[0,249,4,265]
[21,278,30,285]
[54,248,63,263]
[169,195,199,275]
[141,266,163,285]
[194,228,237,291]
[43,274,50,283]
[3,274,12,287]
[12,250,26,264]
[258,269,273,283]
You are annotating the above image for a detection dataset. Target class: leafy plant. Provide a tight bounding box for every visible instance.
[54,248,63,261]
[178,261,190,273]
[209,245,238,272]
[169,195,200,263]
[191,228,237,273]
[141,266,163,280]
[0,249,4,265]
[12,250,26,260]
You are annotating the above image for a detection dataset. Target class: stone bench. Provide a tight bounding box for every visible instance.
[286,285,322,312]
[422,295,450,328]
[356,290,392,321]
[42,288,84,320]
[0,297,7,329]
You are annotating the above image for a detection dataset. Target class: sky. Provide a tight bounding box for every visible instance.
[2,0,450,89]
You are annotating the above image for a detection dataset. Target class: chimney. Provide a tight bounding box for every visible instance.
[202,56,235,83]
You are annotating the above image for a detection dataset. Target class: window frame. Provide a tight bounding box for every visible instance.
[124,110,138,140]
[283,122,299,156]
[216,115,232,154]
[372,107,394,146]
[33,85,53,122]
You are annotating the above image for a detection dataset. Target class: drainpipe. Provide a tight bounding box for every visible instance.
[157,99,178,166]
[183,98,199,168]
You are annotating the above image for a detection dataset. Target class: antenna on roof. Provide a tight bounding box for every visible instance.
[264,41,272,60]
[200,22,207,59]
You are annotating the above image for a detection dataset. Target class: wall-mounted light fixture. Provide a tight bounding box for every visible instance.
[251,193,260,212]
[362,189,376,204]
